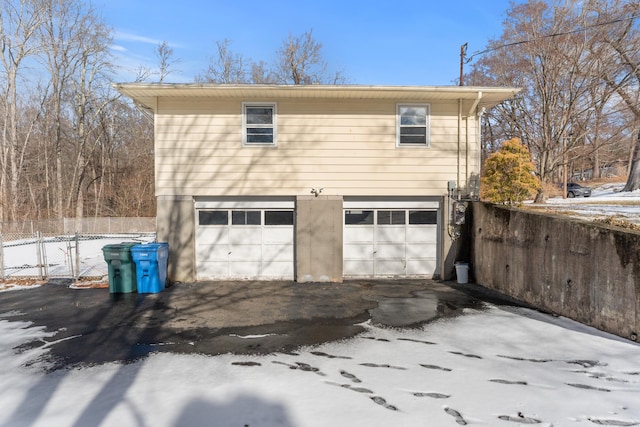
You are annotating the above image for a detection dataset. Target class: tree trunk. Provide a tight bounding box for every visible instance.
[622,132,640,192]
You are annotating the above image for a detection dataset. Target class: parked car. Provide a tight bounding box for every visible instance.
[566,182,592,198]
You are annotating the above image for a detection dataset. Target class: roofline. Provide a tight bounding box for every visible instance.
[113,83,521,112]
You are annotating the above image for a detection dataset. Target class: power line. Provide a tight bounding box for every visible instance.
[464,13,640,64]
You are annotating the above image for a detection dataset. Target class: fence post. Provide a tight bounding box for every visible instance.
[36,231,44,279]
[75,233,80,280]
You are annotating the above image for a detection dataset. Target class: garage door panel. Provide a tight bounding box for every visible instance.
[375,259,406,276]
[229,244,262,261]
[263,244,293,262]
[375,243,406,258]
[344,243,373,259]
[344,259,373,276]
[406,244,437,258]
[197,261,229,278]
[376,227,405,243]
[260,261,293,278]
[196,243,229,261]
[230,261,262,277]
[263,227,293,244]
[344,227,374,243]
[229,227,260,242]
[407,259,437,275]
[195,227,228,245]
[407,227,437,243]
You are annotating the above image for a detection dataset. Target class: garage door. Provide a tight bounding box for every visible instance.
[343,201,439,278]
[195,202,294,280]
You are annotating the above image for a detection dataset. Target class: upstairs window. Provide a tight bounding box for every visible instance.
[243,103,277,145]
[397,104,430,147]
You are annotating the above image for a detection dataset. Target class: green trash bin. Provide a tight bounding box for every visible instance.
[102,242,138,293]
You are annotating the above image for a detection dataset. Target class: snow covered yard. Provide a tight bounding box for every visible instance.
[1,304,639,427]
[526,182,640,225]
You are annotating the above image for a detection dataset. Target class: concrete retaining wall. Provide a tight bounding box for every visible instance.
[470,202,639,341]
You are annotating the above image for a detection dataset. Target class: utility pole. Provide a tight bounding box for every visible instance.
[459,43,467,86]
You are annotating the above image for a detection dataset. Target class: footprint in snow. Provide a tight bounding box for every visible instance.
[361,336,391,342]
[413,392,450,399]
[311,351,352,360]
[370,396,398,411]
[444,407,468,425]
[360,362,406,370]
[231,361,261,367]
[420,363,452,372]
[341,384,373,394]
[497,354,552,363]
[566,383,610,392]
[587,418,640,426]
[397,337,437,345]
[449,351,482,359]
[567,359,606,368]
[498,413,542,424]
[340,369,362,383]
[489,379,528,385]
[324,381,373,394]
[271,361,325,375]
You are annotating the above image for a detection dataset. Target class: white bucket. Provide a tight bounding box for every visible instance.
[455,262,469,284]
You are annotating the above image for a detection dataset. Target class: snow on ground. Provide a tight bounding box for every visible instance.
[1,305,639,427]
[529,181,640,224]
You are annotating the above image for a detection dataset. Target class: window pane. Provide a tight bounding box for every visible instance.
[400,106,427,125]
[199,210,228,225]
[265,210,294,225]
[246,128,274,144]
[247,211,261,224]
[378,210,406,224]
[377,210,391,225]
[345,210,374,225]
[246,107,273,125]
[409,210,437,224]
[232,211,261,225]
[400,127,427,144]
[231,211,245,225]
[391,211,406,224]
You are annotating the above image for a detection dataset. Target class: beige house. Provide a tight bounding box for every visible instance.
[115,84,518,283]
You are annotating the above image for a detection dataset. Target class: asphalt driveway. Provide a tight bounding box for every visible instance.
[0,279,524,371]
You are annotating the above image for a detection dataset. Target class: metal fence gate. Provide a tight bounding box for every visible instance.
[0,232,156,281]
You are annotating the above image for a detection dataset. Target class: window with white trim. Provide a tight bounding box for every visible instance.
[243,103,277,145]
[397,104,430,147]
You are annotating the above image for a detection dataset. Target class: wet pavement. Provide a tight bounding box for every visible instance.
[0,279,526,371]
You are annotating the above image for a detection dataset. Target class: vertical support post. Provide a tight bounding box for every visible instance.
[75,233,80,280]
[0,233,4,281]
[36,231,44,279]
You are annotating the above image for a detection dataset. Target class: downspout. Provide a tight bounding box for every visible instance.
[466,91,482,195]
[457,99,462,193]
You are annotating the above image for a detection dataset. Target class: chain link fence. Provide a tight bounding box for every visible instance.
[0,232,156,281]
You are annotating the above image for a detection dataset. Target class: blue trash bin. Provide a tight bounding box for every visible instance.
[131,243,169,294]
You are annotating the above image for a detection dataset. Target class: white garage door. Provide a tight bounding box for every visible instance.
[344,201,439,278]
[195,202,294,280]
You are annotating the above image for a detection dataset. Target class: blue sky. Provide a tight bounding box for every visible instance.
[96,0,514,85]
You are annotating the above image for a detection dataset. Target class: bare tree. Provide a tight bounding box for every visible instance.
[155,40,180,83]
[196,39,248,83]
[273,29,346,85]
[0,0,42,221]
[586,0,640,191]
[467,0,639,199]
[468,1,601,201]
